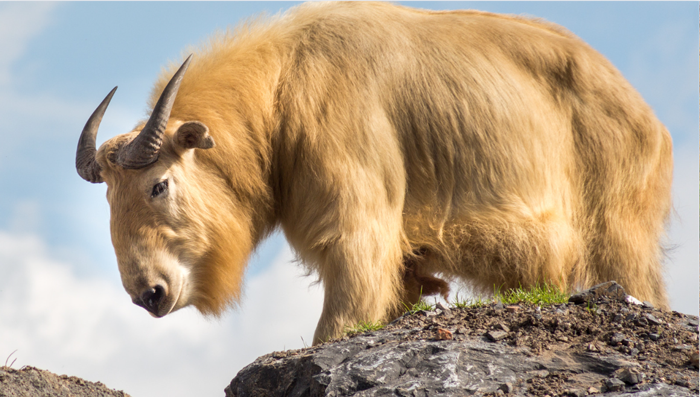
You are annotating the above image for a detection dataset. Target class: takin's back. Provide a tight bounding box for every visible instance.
[262,2,672,305]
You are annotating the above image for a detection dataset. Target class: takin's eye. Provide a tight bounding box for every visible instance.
[151,180,169,198]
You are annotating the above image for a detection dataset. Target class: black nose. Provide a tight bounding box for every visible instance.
[140,285,165,314]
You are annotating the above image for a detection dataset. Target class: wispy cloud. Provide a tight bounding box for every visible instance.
[0,231,323,396]
[0,3,57,87]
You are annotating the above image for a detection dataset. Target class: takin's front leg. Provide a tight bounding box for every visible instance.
[311,221,405,345]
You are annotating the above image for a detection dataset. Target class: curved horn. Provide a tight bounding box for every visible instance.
[76,87,117,183]
[117,54,193,169]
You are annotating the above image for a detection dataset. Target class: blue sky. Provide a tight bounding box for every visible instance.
[0,2,697,397]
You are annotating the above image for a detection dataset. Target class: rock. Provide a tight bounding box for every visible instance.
[498,382,513,393]
[487,330,509,341]
[534,306,542,320]
[564,388,586,397]
[496,322,511,333]
[569,281,627,306]
[689,349,699,368]
[617,368,644,384]
[435,301,451,314]
[682,316,699,332]
[226,326,693,396]
[227,333,536,396]
[226,294,699,397]
[643,313,663,325]
[603,377,626,392]
[435,328,452,340]
[609,332,625,345]
[0,366,128,397]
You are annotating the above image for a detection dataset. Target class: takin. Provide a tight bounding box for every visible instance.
[75,2,673,344]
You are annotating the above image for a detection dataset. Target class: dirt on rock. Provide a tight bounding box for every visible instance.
[0,366,129,397]
[378,295,699,396]
[227,282,698,397]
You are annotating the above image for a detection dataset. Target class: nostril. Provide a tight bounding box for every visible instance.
[140,285,165,314]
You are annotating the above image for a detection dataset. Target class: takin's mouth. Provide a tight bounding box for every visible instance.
[165,277,186,316]
[133,278,184,318]
[128,258,193,317]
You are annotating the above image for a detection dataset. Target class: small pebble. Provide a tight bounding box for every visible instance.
[604,378,626,392]
[618,368,644,385]
[564,388,585,397]
[498,382,513,393]
[435,328,452,340]
[496,323,510,333]
[487,330,508,341]
[435,301,451,314]
[610,332,625,345]
[644,313,663,325]
[690,349,699,368]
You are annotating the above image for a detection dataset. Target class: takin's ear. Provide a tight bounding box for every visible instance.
[173,121,215,150]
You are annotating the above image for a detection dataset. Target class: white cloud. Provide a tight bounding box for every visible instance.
[0,3,56,87]
[0,231,323,396]
[0,2,138,161]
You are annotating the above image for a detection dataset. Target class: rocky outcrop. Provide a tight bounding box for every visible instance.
[0,366,129,397]
[226,282,699,397]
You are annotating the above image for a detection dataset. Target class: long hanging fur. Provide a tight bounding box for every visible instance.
[98,2,672,344]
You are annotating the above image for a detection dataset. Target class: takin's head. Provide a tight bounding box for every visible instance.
[76,55,254,319]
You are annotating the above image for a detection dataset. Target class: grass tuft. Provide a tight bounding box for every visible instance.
[493,282,569,306]
[400,286,437,314]
[405,299,436,313]
[345,320,385,337]
[451,294,488,309]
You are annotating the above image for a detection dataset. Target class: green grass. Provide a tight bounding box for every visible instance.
[344,283,568,338]
[493,282,569,306]
[451,294,488,309]
[585,300,598,314]
[344,320,385,337]
[424,282,567,312]
[403,299,436,313]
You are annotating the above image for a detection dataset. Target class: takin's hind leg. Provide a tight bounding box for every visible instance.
[586,212,669,309]
[401,248,450,307]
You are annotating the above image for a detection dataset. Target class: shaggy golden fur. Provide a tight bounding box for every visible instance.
[95,2,672,344]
